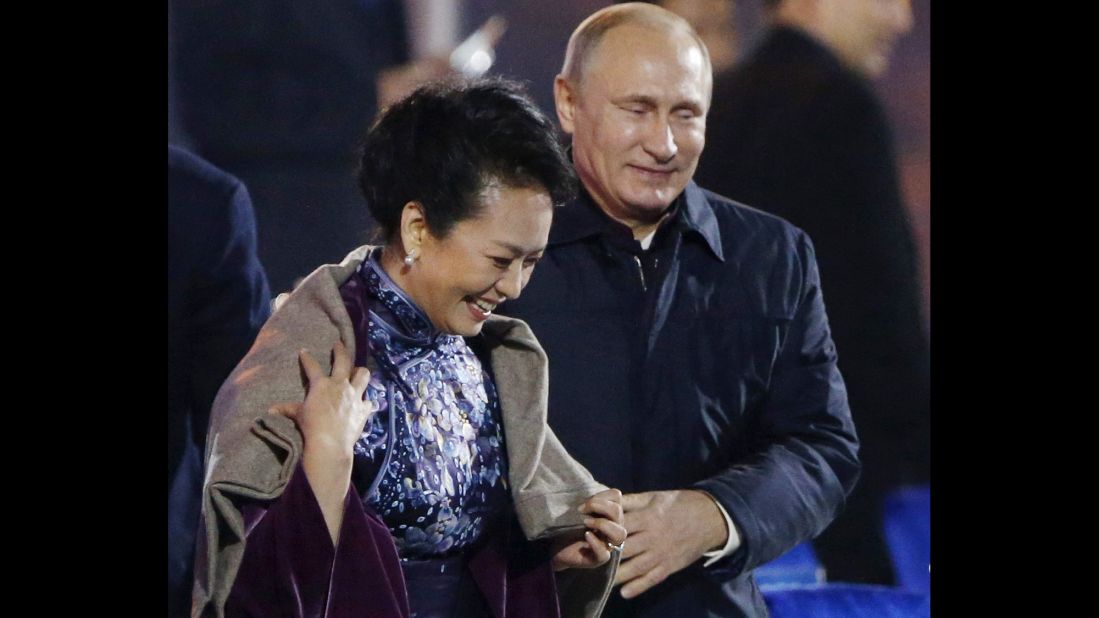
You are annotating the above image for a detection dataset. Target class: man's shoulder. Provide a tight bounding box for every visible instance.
[168,144,245,202]
[691,183,808,248]
[169,146,258,275]
[168,146,253,242]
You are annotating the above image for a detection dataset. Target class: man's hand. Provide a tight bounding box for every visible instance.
[614,490,730,599]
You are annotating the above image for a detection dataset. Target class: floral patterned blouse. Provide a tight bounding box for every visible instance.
[339,251,511,559]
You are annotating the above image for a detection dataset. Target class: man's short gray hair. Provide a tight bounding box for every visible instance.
[560,3,711,86]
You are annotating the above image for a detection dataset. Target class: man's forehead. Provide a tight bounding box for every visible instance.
[582,25,711,103]
[590,22,700,66]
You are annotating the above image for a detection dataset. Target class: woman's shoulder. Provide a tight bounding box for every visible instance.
[270,245,376,313]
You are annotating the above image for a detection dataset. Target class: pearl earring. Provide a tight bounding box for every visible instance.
[404,250,417,266]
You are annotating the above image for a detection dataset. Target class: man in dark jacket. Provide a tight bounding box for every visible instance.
[693,0,927,585]
[498,4,859,616]
[168,145,272,617]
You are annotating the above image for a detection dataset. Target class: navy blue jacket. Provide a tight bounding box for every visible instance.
[168,145,271,617]
[499,183,860,617]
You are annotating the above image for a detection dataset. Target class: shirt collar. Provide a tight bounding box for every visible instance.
[549,180,724,262]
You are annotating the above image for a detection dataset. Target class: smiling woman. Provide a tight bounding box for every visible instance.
[357,79,576,339]
[193,78,628,618]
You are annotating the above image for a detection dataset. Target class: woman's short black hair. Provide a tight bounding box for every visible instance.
[358,77,576,241]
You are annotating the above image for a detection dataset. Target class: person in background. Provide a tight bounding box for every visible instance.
[650,0,739,75]
[693,0,927,585]
[170,0,468,295]
[168,145,271,617]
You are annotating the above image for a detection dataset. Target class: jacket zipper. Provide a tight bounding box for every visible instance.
[633,255,647,291]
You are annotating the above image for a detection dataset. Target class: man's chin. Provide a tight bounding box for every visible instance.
[855,51,891,78]
[626,189,682,213]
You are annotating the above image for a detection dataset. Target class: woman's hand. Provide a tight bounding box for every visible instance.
[268,340,374,544]
[269,340,374,457]
[551,488,627,571]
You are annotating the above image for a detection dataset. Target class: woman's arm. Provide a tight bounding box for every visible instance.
[269,340,374,545]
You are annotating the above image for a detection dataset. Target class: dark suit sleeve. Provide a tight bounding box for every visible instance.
[186,180,272,448]
[693,231,860,576]
[171,147,275,616]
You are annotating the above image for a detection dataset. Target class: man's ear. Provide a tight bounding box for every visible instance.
[554,75,578,136]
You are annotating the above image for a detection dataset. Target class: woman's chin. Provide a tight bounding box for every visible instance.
[442,316,486,338]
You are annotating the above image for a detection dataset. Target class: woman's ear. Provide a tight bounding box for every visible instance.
[399,201,429,258]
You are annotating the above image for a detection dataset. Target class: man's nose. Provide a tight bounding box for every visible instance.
[643,116,677,164]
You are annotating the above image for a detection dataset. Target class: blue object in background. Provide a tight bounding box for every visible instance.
[763,583,930,617]
[882,484,931,593]
[755,541,826,588]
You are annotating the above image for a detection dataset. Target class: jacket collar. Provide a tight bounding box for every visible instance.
[549,180,724,262]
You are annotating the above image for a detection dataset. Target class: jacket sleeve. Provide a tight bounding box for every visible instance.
[186,179,273,449]
[693,231,860,577]
[222,463,409,618]
[169,146,273,616]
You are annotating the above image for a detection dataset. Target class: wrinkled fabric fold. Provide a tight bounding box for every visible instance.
[226,463,409,618]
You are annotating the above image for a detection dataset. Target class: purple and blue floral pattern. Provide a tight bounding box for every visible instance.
[346,254,509,559]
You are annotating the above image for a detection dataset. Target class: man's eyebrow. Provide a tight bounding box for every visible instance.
[612,95,658,106]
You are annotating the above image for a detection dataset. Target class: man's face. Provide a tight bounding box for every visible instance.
[556,24,710,227]
[822,0,912,78]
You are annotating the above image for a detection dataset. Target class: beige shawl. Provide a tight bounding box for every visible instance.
[192,246,619,617]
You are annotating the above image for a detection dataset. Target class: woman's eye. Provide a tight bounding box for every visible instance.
[523,257,540,268]
[491,257,512,269]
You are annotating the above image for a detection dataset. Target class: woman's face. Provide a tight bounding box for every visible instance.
[408,183,554,337]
